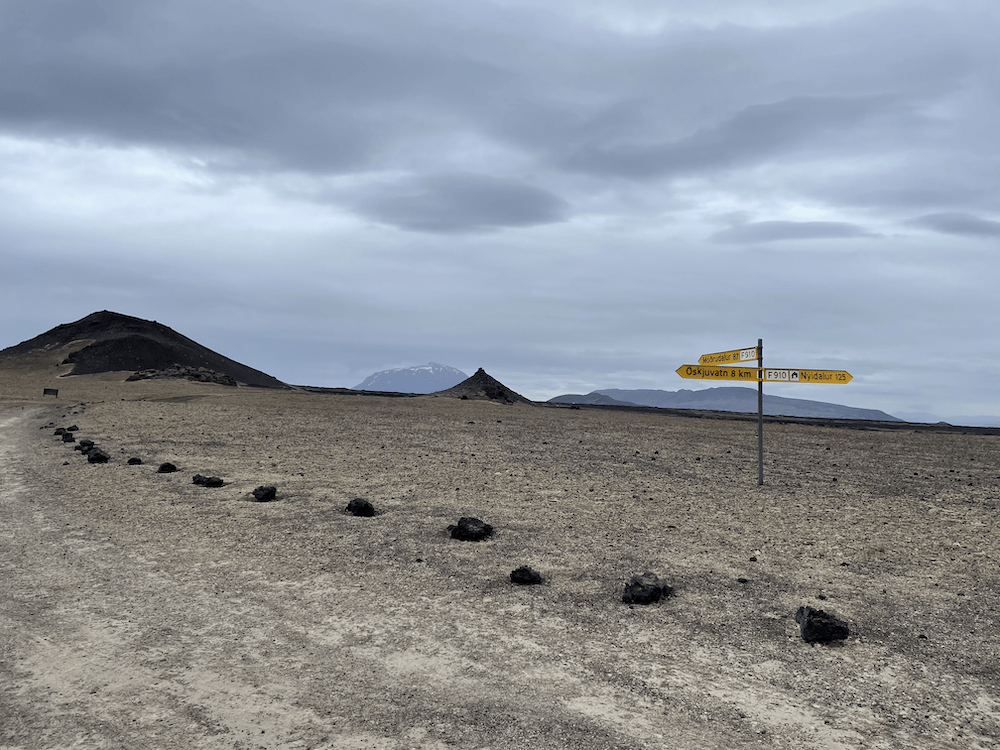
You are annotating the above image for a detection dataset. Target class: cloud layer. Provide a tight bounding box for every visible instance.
[2,0,999,420]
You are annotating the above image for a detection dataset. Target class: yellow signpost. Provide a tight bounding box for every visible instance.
[677,365,852,384]
[678,340,853,486]
[764,368,852,384]
[697,347,758,366]
[675,365,761,382]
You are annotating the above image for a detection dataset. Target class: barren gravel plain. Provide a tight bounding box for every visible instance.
[2,366,999,749]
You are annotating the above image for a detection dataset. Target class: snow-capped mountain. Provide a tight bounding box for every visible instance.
[353,362,468,394]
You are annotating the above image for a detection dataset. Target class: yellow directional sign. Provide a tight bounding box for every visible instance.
[763,368,852,384]
[698,346,758,366]
[676,365,762,382]
[676,365,852,383]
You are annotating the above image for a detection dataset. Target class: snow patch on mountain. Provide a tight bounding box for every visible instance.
[353,362,468,394]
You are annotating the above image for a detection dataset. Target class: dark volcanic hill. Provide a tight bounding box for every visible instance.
[0,311,287,388]
[432,368,532,404]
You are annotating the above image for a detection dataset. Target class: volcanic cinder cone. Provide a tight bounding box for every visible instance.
[0,310,287,388]
[432,367,532,404]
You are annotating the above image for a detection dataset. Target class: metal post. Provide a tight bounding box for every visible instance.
[758,338,764,486]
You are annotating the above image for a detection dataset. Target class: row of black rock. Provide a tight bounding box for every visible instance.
[49,424,277,503]
[46,423,850,644]
[365,510,849,643]
[53,426,111,464]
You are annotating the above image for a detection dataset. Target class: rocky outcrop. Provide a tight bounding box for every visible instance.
[126,366,238,386]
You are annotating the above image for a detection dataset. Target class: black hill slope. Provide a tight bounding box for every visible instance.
[0,310,287,388]
[432,367,533,404]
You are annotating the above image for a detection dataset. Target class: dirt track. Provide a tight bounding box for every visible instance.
[1,377,999,749]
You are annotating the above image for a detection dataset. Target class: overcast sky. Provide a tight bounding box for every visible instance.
[2,0,999,422]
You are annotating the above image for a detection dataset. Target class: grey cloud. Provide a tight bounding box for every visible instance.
[349,173,569,232]
[0,0,989,193]
[906,212,1000,238]
[0,1,515,172]
[709,220,878,243]
[559,96,892,179]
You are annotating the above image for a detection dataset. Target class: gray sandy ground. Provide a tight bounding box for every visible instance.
[1,375,998,749]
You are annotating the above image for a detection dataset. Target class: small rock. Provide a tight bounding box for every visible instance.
[252,485,277,502]
[346,498,376,517]
[127,457,143,465]
[157,462,178,473]
[87,449,110,464]
[193,474,224,487]
[510,566,543,585]
[622,572,674,605]
[448,517,493,541]
[795,606,850,643]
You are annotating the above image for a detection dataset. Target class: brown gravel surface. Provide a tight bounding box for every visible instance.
[2,374,999,749]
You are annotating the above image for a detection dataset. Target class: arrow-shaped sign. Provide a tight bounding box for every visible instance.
[676,365,852,383]
[698,346,758,366]
[762,368,852,384]
[676,365,760,381]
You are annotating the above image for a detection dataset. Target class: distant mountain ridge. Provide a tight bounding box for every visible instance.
[550,386,901,422]
[354,362,468,394]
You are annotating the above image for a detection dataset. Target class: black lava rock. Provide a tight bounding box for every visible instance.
[448,517,493,541]
[157,462,178,473]
[62,432,76,443]
[795,606,850,643]
[87,449,110,464]
[346,498,376,517]
[622,572,674,605]
[510,566,544,585]
[252,485,277,502]
[54,428,67,436]
[193,474,224,487]
[127,457,143,465]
